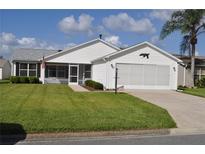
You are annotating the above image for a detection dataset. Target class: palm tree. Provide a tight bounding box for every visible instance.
[160,9,205,86]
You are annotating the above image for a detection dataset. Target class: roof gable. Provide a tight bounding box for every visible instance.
[43,39,121,61]
[92,41,182,63]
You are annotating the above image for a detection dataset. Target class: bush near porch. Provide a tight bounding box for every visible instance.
[196,78,205,88]
[85,80,104,90]
[10,76,40,84]
[0,84,176,133]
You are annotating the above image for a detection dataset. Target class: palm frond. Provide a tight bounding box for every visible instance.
[160,10,184,40]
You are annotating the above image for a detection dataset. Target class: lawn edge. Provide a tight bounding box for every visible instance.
[1,128,170,140]
[182,91,205,98]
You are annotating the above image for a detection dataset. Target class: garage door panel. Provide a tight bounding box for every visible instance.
[143,65,156,86]
[117,63,170,89]
[129,64,143,85]
[156,65,170,86]
[118,64,144,85]
[117,64,130,85]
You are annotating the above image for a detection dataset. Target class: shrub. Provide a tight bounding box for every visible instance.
[196,78,205,88]
[10,76,20,83]
[177,85,188,90]
[10,76,41,84]
[29,77,40,83]
[85,80,104,90]
[19,77,29,83]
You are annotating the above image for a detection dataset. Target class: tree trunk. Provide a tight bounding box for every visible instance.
[190,43,196,87]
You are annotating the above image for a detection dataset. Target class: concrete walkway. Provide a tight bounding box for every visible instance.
[125,90,205,129]
[69,85,89,92]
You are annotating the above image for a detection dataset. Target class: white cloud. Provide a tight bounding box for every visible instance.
[58,14,94,35]
[0,32,75,58]
[150,10,176,21]
[17,37,37,47]
[105,35,122,46]
[0,32,17,45]
[104,35,128,48]
[103,13,156,34]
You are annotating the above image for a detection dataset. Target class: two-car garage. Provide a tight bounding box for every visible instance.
[92,41,183,90]
[117,63,171,89]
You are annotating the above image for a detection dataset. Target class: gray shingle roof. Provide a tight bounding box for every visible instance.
[11,48,58,62]
[0,59,8,68]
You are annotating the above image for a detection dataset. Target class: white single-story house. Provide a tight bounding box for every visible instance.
[0,58,11,80]
[11,38,186,90]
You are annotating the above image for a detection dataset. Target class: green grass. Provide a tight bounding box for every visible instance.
[183,88,205,98]
[0,79,10,84]
[0,84,176,133]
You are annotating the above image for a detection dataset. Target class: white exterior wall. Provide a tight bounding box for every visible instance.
[0,68,2,80]
[47,42,117,64]
[177,65,193,87]
[1,62,11,79]
[93,46,178,90]
[92,62,107,88]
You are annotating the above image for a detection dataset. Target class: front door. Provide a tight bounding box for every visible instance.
[69,65,79,85]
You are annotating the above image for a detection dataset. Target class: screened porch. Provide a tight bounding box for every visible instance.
[44,63,92,84]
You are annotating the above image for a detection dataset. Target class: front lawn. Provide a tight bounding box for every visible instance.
[0,84,176,133]
[183,88,205,98]
[0,80,10,84]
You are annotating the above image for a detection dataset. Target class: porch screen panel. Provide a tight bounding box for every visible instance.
[85,65,91,78]
[48,66,56,77]
[79,64,84,85]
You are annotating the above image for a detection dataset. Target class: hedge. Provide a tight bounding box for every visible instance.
[29,77,40,83]
[177,85,188,90]
[85,80,104,90]
[10,76,40,84]
[196,78,205,88]
[10,76,20,83]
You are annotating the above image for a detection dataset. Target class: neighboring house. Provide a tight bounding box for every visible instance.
[174,54,205,86]
[0,58,11,80]
[10,38,184,90]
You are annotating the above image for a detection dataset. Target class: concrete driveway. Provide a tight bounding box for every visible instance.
[126,90,205,129]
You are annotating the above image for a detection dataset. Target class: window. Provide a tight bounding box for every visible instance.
[19,63,37,77]
[57,66,66,78]
[19,63,28,76]
[48,66,56,77]
[47,65,68,78]
[84,65,91,78]
[29,64,37,77]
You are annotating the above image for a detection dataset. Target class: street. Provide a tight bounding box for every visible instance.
[16,133,205,145]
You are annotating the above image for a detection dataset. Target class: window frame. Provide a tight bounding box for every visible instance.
[18,63,37,77]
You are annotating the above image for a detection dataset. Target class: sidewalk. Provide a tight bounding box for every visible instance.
[69,85,89,92]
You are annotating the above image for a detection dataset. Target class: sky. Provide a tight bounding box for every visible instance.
[1,9,205,59]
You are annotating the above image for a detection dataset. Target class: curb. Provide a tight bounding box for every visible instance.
[1,129,170,141]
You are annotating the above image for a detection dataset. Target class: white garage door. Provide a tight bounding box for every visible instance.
[117,63,170,89]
